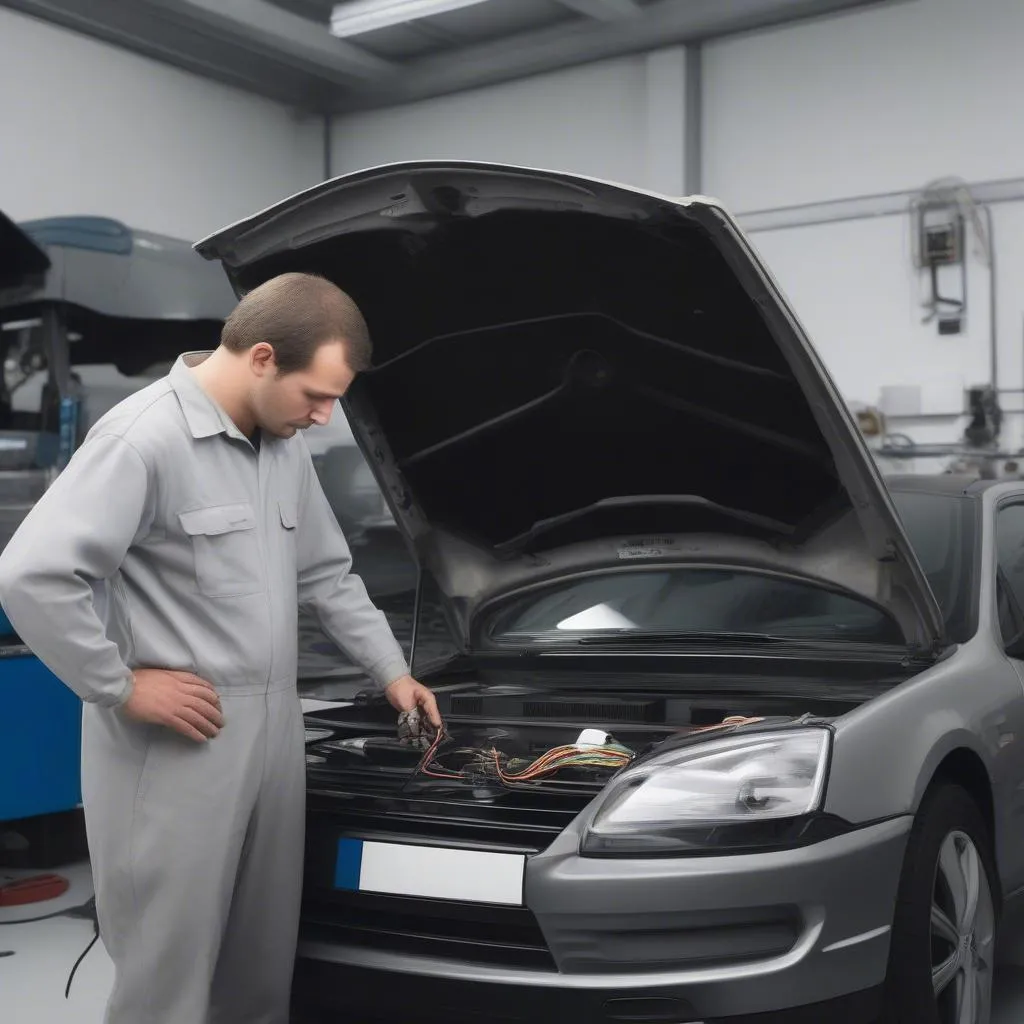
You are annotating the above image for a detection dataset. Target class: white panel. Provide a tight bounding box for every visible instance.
[704,0,1024,212]
[878,386,922,419]
[332,53,680,192]
[359,842,526,905]
[0,8,322,240]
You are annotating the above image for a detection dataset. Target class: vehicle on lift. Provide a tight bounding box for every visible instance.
[0,214,232,441]
[196,162,1015,1024]
[0,212,409,687]
[0,213,233,838]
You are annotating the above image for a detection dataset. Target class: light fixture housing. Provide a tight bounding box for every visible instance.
[329,0,493,38]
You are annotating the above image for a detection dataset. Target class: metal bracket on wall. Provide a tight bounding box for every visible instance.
[737,176,1024,234]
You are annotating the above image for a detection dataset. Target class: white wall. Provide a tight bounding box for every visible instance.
[704,0,1024,212]
[0,8,323,241]
[747,200,1024,426]
[331,48,689,197]
[704,0,1024,455]
[747,213,999,436]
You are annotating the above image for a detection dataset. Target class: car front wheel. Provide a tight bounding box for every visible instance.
[882,783,998,1024]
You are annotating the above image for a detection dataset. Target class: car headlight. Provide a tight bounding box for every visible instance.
[582,728,838,856]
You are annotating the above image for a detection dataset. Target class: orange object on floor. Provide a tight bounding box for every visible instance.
[0,873,69,906]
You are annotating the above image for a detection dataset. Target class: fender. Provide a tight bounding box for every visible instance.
[824,641,1018,834]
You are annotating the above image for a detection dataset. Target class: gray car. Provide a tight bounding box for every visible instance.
[195,163,1019,1024]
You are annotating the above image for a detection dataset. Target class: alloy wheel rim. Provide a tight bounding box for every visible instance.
[931,830,995,1024]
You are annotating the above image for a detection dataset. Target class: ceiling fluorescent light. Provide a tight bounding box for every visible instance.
[329,0,493,38]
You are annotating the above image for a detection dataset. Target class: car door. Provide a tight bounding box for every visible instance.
[991,494,1024,891]
[995,498,1024,648]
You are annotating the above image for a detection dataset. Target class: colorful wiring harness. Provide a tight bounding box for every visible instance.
[488,742,635,784]
[414,725,634,784]
[413,715,765,787]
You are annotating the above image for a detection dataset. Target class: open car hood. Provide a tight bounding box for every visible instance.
[196,161,946,656]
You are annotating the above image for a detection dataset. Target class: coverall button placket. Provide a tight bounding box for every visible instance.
[257,437,275,697]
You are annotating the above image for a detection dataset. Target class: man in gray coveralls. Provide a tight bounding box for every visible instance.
[0,272,441,1023]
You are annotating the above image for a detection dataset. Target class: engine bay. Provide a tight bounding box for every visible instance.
[304,685,858,793]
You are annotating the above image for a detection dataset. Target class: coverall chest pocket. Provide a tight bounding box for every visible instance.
[178,503,263,598]
[279,500,297,534]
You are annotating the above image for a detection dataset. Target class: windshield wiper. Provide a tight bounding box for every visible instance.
[573,629,792,647]
[494,495,794,557]
[563,632,912,660]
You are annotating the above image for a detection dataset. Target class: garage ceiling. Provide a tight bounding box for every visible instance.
[2,0,899,113]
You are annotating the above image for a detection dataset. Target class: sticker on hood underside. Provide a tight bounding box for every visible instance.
[617,537,675,559]
[618,546,664,559]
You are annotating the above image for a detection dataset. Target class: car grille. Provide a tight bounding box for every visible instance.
[306,762,599,853]
[300,890,556,971]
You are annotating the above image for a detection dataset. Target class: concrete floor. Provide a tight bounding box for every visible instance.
[2,855,1024,1023]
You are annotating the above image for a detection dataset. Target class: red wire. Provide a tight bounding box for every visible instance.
[413,716,763,784]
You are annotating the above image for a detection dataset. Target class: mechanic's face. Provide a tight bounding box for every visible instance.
[250,340,356,439]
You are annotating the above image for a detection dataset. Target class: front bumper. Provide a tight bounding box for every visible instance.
[293,816,910,1023]
[292,961,882,1023]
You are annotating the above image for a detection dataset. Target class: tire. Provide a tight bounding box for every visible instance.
[881,783,998,1024]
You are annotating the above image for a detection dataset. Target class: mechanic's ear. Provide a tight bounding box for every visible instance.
[249,342,275,376]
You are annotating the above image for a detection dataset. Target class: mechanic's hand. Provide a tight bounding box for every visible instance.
[122,669,224,743]
[385,674,442,731]
[396,707,440,750]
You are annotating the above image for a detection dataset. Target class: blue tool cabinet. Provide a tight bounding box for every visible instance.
[0,628,82,822]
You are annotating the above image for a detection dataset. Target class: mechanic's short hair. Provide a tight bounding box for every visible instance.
[221,272,372,374]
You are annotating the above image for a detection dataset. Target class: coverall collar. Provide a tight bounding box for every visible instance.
[170,351,250,444]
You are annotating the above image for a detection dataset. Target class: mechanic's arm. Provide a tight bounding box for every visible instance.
[0,433,151,706]
[296,448,440,726]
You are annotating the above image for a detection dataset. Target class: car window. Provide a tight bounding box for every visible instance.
[485,567,904,645]
[889,490,977,644]
[996,503,1024,642]
[997,575,1020,645]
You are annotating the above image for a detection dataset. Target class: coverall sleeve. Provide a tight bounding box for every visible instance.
[295,447,410,691]
[0,433,151,707]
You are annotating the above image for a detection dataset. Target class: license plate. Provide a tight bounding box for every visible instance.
[334,838,526,906]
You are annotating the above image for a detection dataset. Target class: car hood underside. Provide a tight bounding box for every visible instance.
[196,161,945,655]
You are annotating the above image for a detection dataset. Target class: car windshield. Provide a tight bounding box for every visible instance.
[486,567,904,646]
[889,489,977,643]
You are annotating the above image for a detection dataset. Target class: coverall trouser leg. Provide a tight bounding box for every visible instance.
[209,690,306,1024]
[81,688,306,1024]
